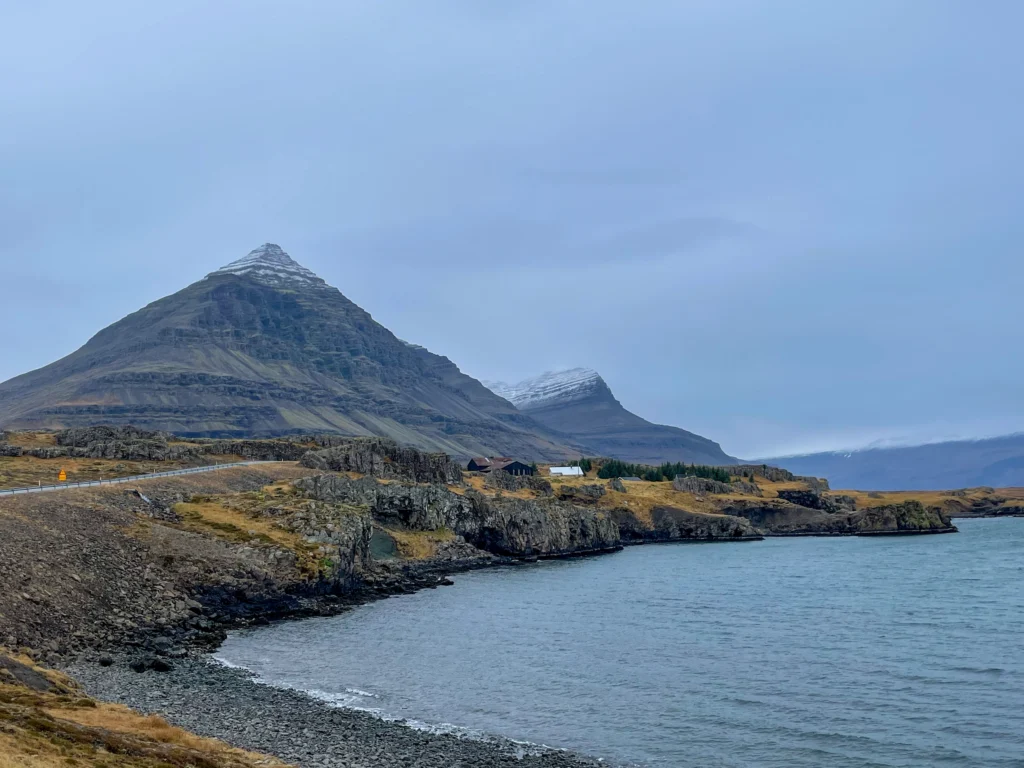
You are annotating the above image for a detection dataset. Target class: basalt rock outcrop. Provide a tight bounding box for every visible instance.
[298,438,463,485]
[774,489,857,512]
[672,475,733,495]
[57,425,168,447]
[3,426,314,462]
[557,484,606,504]
[726,465,829,491]
[611,506,759,542]
[295,474,621,558]
[484,470,554,496]
[722,498,954,535]
[776,489,836,511]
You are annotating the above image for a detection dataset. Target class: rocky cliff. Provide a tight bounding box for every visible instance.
[486,368,735,465]
[295,474,622,558]
[722,498,955,535]
[0,244,578,461]
[299,438,464,485]
[612,506,759,542]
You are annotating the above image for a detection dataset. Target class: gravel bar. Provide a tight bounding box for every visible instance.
[66,656,612,768]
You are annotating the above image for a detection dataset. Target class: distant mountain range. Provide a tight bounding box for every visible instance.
[769,434,1024,490]
[0,244,580,460]
[485,368,735,466]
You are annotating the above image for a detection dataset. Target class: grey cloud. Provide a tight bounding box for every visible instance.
[2,0,1023,458]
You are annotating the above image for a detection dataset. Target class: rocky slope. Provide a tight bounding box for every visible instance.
[486,368,735,465]
[0,649,290,768]
[0,244,577,460]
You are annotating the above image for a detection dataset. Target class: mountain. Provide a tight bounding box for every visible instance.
[0,244,579,460]
[485,368,736,465]
[769,433,1024,490]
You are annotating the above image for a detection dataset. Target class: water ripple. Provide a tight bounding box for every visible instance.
[219,519,1024,768]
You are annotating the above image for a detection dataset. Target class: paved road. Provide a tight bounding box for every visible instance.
[0,461,280,496]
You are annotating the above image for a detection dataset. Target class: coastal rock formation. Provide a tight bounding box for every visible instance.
[851,501,954,533]
[776,489,837,511]
[295,474,620,558]
[722,499,954,535]
[775,489,856,512]
[611,505,758,542]
[298,438,464,484]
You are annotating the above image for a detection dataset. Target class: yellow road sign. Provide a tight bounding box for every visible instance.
[58,469,67,482]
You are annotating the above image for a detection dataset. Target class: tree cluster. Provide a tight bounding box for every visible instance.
[568,457,593,473]
[597,459,731,484]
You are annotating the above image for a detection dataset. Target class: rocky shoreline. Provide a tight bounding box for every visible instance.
[0,432,963,767]
[763,526,958,537]
[55,528,769,768]
[65,654,612,768]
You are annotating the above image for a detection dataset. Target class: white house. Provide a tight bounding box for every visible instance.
[549,466,584,477]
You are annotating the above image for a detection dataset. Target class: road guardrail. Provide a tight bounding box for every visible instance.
[0,461,279,496]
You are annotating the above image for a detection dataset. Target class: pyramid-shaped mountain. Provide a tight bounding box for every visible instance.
[0,244,578,459]
[486,368,736,465]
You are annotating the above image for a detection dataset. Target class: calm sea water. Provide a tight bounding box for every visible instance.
[218,518,1024,767]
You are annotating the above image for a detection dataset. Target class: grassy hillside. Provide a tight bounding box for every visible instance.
[0,648,288,768]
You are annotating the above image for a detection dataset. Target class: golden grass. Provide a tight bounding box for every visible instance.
[539,474,730,522]
[384,527,455,559]
[3,432,57,448]
[457,473,543,499]
[834,488,989,511]
[171,499,326,576]
[1,695,289,768]
[45,704,285,762]
[0,651,290,768]
[517,471,1008,520]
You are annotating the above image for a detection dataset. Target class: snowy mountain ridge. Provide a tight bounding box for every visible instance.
[206,243,326,287]
[484,366,735,465]
[486,368,604,409]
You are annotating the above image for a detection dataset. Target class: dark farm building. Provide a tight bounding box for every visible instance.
[466,457,536,476]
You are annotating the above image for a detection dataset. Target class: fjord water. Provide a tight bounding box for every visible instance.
[218,519,1024,767]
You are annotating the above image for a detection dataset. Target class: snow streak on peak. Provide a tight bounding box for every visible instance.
[206,243,326,287]
[486,368,603,409]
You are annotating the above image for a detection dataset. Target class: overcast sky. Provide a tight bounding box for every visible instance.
[3,1,1023,458]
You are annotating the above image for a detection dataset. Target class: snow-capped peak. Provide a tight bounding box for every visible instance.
[206,243,326,287]
[486,368,604,409]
